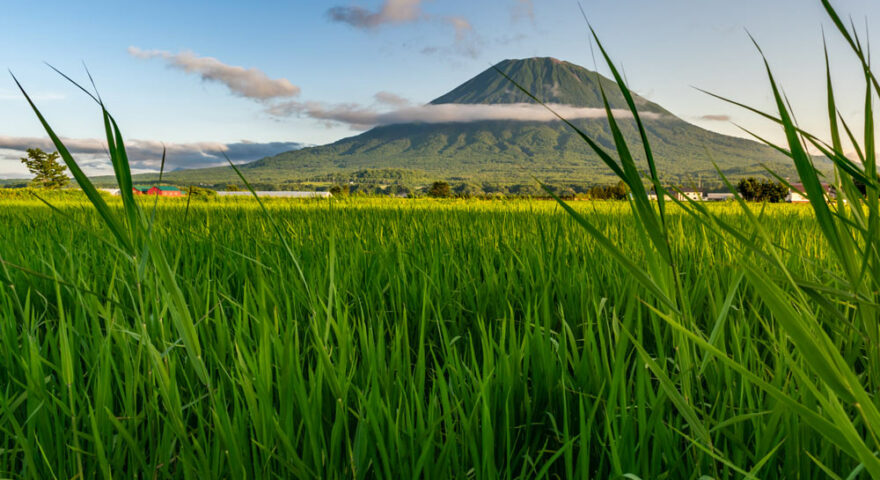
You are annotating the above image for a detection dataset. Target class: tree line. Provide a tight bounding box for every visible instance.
[10,147,791,203]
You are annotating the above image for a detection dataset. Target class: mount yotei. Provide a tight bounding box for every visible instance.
[147,57,799,187]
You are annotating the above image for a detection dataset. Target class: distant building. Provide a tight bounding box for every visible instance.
[216,191,332,198]
[786,183,835,203]
[705,193,734,202]
[132,185,184,197]
[675,189,703,202]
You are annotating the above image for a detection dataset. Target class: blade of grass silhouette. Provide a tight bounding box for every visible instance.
[750,35,859,285]
[581,5,670,227]
[10,72,133,252]
[47,62,142,232]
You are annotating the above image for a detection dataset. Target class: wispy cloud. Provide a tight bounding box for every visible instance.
[699,114,731,121]
[0,136,306,175]
[328,0,478,57]
[374,91,412,107]
[267,101,663,130]
[128,47,301,101]
[512,0,534,22]
[327,0,422,28]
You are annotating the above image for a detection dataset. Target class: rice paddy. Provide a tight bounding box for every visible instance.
[0,197,861,478]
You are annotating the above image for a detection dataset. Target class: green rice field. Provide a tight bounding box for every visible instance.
[0,197,863,478]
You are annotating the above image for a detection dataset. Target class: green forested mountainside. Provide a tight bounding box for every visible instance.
[103,57,812,188]
[430,57,669,113]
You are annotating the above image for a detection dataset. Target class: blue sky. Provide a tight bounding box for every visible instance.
[1,0,878,178]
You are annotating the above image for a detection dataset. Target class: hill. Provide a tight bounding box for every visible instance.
[129,57,805,189]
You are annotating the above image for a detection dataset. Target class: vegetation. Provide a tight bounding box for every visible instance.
[735,177,788,202]
[427,180,451,198]
[19,147,69,189]
[0,194,852,479]
[328,184,349,196]
[586,180,628,200]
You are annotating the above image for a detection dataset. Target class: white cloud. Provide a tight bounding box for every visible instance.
[0,137,306,177]
[267,101,663,130]
[128,47,301,101]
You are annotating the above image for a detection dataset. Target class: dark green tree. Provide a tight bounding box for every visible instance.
[758,181,788,203]
[736,177,760,201]
[428,181,451,198]
[20,148,69,189]
[329,184,349,196]
[737,177,787,202]
[187,186,218,198]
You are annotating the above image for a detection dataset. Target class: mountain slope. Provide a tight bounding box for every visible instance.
[156,57,803,187]
[431,57,668,114]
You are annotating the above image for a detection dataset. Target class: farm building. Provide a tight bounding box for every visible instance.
[646,189,702,201]
[705,193,734,202]
[674,189,704,202]
[132,185,185,197]
[217,191,332,198]
[786,183,835,203]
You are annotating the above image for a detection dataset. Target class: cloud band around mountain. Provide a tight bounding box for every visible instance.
[699,114,731,122]
[267,101,663,130]
[128,47,301,101]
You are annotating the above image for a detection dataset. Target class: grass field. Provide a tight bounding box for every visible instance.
[0,196,860,478]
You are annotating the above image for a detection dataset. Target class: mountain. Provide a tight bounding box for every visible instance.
[430,58,667,113]
[147,57,805,188]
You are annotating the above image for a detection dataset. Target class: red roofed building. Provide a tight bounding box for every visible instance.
[787,183,835,203]
[132,185,184,197]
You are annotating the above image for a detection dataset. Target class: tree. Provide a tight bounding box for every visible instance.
[758,181,788,203]
[736,177,787,202]
[428,181,451,198]
[587,181,628,200]
[225,184,241,192]
[736,177,760,201]
[187,186,218,199]
[329,184,349,196]
[20,148,69,189]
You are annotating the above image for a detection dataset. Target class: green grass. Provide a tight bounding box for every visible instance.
[0,197,851,479]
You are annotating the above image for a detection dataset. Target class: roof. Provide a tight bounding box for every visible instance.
[134,185,181,191]
[216,191,332,198]
[789,183,834,192]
